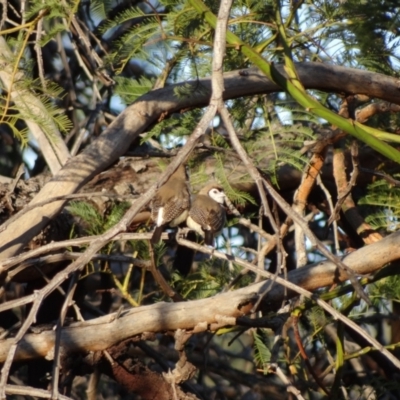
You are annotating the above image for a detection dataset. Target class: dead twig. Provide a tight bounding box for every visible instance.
[4,384,72,399]
[316,175,340,253]
[148,243,183,302]
[273,366,306,400]
[359,167,400,187]
[292,314,330,395]
[51,271,81,398]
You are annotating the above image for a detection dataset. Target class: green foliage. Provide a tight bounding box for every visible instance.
[114,76,155,104]
[68,201,130,236]
[141,109,203,144]
[173,259,236,299]
[231,101,316,184]
[129,238,151,260]
[25,0,71,20]
[105,201,131,231]
[31,96,72,135]
[98,0,214,78]
[99,6,158,34]
[291,0,400,73]
[4,118,29,146]
[371,275,400,303]
[339,1,399,74]
[209,130,230,148]
[215,155,256,206]
[0,83,72,145]
[1,15,72,146]
[67,201,104,236]
[39,23,66,46]
[174,268,223,299]
[152,240,169,266]
[253,329,271,371]
[307,305,328,334]
[359,178,400,231]
[90,0,114,20]
[173,82,209,99]
[99,5,166,72]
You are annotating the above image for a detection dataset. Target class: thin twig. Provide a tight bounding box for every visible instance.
[3,164,25,213]
[148,243,183,302]
[317,174,340,254]
[292,314,330,395]
[224,195,274,242]
[29,263,84,323]
[5,384,72,399]
[359,167,400,187]
[274,366,306,400]
[8,251,150,278]
[8,164,25,194]
[51,271,81,398]
[272,200,286,283]
[0,0,6,30]
[62,18,100,99]
[256,206,264,282]
[34,12,46,90]
[1,232,159,274]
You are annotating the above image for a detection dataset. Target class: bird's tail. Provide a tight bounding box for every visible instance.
[150,226,163,244]
[204,231,214,247]
[173,230,197,276]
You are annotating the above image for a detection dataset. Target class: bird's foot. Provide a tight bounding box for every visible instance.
[177,227,191,239]
[205,244,216,257]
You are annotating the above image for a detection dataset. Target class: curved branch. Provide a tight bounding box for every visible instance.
[1,63,399,258]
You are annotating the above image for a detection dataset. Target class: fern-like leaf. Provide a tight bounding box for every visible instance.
[253,330,271,371]
[114,76,155,104]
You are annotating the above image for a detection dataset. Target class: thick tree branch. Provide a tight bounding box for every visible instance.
[1,230,400,363]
